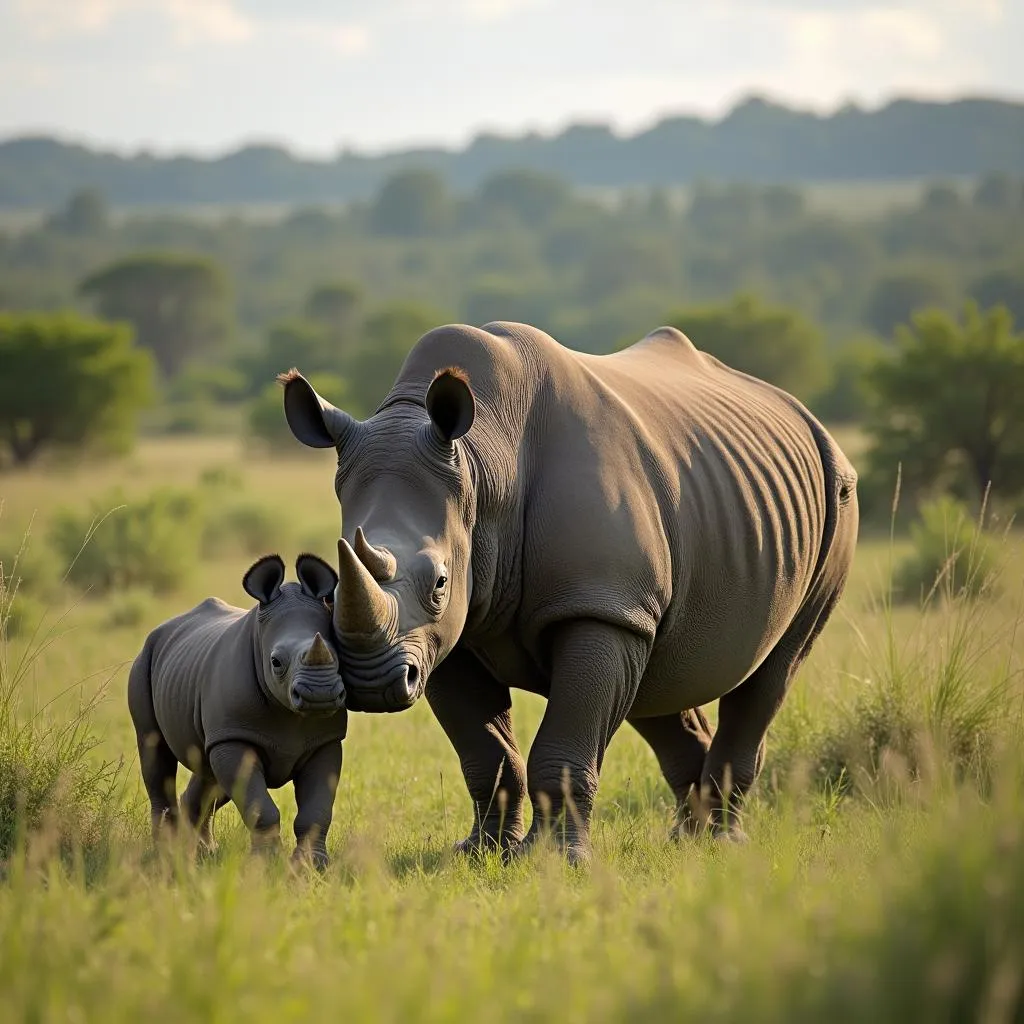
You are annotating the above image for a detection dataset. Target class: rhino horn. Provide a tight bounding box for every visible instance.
[335,537,397,642]
[302,631,336,667]
[354,526,397,582]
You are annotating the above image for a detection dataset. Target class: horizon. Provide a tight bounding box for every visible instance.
[1,0,1020,158]
[3,89,1023,162]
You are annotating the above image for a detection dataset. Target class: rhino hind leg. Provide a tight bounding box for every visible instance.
[699,491,858,841]
[127,646,180,840]
[629,708,713,840]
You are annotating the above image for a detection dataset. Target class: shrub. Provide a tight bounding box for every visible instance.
[893,496,1001,605]
[770,526,1016,801]
[103,588,158,631]
[1,532,123,860]
[0,530,62,600]
[49,487,203,596]
[201,499,292,559]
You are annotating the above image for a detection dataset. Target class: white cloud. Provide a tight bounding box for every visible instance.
[12,0,252,44]
[326,24,370,55]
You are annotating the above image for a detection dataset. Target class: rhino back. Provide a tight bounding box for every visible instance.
[147,598,251,769]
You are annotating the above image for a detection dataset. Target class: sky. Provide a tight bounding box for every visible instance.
[0,0,1021,157]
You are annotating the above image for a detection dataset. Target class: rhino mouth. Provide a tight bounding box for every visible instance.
[341,650,422,714]
[289,668,346,716]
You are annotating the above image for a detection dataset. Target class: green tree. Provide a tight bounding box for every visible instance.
[970,269,1024,324]
[0,312,153,468]
[811,336,884,424]
[368,169,452,238]
[305,281,363,341]
[864,268,953,337]
[45,188,109,235]
[973,173,1019,211]
[348,302,449,415]
[79,253,230,377]
[660,293,829,401]
[477,170,572,227]
[237,319,337,398]
[863,303,1024,508]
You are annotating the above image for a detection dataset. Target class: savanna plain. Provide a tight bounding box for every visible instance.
[2,433,1023,1023]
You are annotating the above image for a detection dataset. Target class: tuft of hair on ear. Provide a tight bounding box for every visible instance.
[432,365,470,385]
[276,366,303,387]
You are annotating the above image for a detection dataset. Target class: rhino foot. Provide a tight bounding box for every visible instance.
[508,827,592,869]
[453,830,523,862]
[291,844,329,874]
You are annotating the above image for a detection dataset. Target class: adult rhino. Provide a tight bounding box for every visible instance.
[280,321,858,862]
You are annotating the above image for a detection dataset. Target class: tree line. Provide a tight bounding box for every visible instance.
[3,96,1024,206]
[2,167,1024,522]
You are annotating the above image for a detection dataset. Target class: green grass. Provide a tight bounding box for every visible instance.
[2,436,1023,1022]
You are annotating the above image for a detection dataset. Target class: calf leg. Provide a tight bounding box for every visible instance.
[291,742,343,871]
[426,648,527,854]
[519,620,649,865]
[629,708,714,838]
[180,769,227,849]
[208,742,282,857]
[127,647,179,840]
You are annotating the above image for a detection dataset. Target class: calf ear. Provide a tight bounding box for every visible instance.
[425,366,475,443]
[278,368,357,449]
[295,553,339,601]
[243,554,286,606]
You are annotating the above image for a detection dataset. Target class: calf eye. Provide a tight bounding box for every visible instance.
[270,654,284,672]
[434,575,447,591]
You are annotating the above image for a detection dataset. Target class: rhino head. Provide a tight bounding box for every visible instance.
[242,553,346,715]
[279,366,476,713]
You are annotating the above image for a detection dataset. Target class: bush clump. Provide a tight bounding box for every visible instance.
[49,487,203,596]
[201,499,292,559]
[893,496,1000,605]
[1,542,123,861]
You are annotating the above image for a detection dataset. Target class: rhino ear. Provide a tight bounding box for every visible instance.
[425,366,475,443]
[278,368,356,449]
[295,553,339,602]
[243,554,286,606]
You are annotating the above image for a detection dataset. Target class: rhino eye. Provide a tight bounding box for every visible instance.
[270,654,284,673]
[434,575,447,591]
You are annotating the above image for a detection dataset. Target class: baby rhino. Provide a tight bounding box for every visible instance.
[128,553,347,869]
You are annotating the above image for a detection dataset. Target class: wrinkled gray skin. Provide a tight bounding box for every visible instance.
[281,322,859,864]
[127,553,347,869]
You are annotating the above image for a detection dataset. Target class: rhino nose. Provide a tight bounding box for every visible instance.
[345,660,420,713]
[289,678,346,715]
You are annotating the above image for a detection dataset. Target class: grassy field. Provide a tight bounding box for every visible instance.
[2,436,1023,1022]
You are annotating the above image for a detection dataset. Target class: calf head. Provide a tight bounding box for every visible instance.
[242,553,345,716]
[280,366,476,713]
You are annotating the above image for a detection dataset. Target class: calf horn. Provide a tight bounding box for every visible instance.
[335,538,397,643]
[354,527,397,582]
[302,631,336,667]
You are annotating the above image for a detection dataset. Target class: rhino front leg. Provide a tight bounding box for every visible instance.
[629,708,713,839]
[291,742,343,871]
[180,770,227,851]
[518,621,647,866]
[208,742,282,857]
[425,647,527,855]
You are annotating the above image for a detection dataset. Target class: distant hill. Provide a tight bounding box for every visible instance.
[2,95,1024,207]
